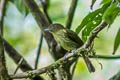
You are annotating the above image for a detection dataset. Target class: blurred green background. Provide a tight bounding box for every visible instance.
[4,0,120,80]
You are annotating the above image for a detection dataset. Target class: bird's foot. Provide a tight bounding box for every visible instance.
[64,52,70,59]
[71,49,77,54]
[64,49,77,59]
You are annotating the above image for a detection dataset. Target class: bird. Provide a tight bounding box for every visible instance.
[44,23,95,72]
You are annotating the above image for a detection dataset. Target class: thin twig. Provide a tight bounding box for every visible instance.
[14,58,24,74]
[35,34,43,69]
[89,55,120,59]
[66,0,78,29]
[34,0,52,69]
[41,0,52,24]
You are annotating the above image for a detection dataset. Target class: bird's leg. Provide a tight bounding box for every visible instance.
[68,50,72,53]
[71,49,77,54]
[64,49,77,59]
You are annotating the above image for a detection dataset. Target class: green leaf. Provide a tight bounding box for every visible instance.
[76,3,110,35]
[112,28,120,55]
[101,0,112,5]
[75,9,102,34]
[11,0,29,16]
[82,16,102,42]
[76,3,110,42]
[91,0,96,9]
[103,3,120,24]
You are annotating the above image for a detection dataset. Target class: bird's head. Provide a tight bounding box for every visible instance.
[44,23,65,33]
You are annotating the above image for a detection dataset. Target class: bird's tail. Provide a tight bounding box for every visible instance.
[82,54,95,72]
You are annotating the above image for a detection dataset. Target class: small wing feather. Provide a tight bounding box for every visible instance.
[66,29,84,47]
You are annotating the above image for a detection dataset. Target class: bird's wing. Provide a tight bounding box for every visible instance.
[66,29,84,47]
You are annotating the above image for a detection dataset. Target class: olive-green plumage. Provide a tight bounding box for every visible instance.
[45,23,95,72]
[51,27,83,50]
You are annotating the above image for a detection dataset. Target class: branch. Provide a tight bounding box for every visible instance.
[40,0,52,23]
[65,0,78,29]
[0,0,11,79]
[24,0,53,45]
[10,54,120,79]
[10,51,77,79]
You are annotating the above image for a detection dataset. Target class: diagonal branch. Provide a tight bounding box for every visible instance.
[10,54,120,79]
[24,0,52,45]
[65,0,78,29]
[40,0,52,23]
[3,39,33,71]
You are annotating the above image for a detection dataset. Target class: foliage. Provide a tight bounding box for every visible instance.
[76,2,110,42]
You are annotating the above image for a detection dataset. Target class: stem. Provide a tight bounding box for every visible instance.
[35,34,43,69]
[66,0,78,29]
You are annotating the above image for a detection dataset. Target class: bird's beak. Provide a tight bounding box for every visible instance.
[44,28,50,32]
